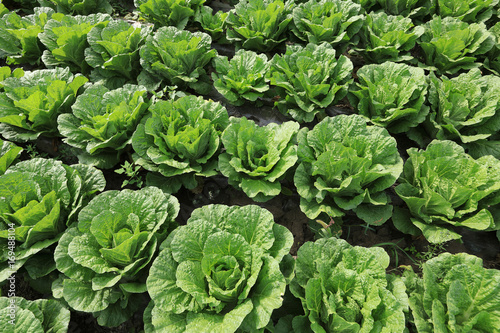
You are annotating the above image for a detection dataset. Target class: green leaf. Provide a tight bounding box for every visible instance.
[413,220,462,244]
[0,139,23,175]
[148,302,187,333]
[176,260,218,305]
[268,223,294,261]
[170,219,219,262]
[62,279,114,312]
[119,282,147,294]
[354,203,393,226]
[100,231,149,266]
[189,204,278,253]
[34,298,71,333]
[23,253,57,280]
[147,247,199,313]
[55,229,96,281]
[241,255,286,331]
[90,210,125,248]
[68,233,117,274]
[184,300,254,332]
[23,193,62,247]
[92,273,122,291]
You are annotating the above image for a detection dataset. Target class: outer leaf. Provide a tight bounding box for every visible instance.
[0,138,22,174]
[183,300,254,333]
[62,279,115,312]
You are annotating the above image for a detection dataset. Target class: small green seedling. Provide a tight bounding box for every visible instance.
[115,161,144,188]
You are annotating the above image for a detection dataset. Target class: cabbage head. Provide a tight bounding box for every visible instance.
[58,83,150,169]
[132,95,229,193]
[294,114,403,225]
[145,204,294,333]
[290,237,408,333]
[348,61,429,136]
[52,186,179,327]
[0,158,105,283]
[394,140,500,243]
[424,69,500,159]
[403,252,500,332]
[219,117,299,202]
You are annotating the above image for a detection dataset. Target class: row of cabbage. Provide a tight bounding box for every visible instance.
[9,0,500,25]
[3,38,500,159]
[3,0,500,84]
[5,0,500,54]
[1,150,499,331]
[2,64,500,245]
[2,5,500,137]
